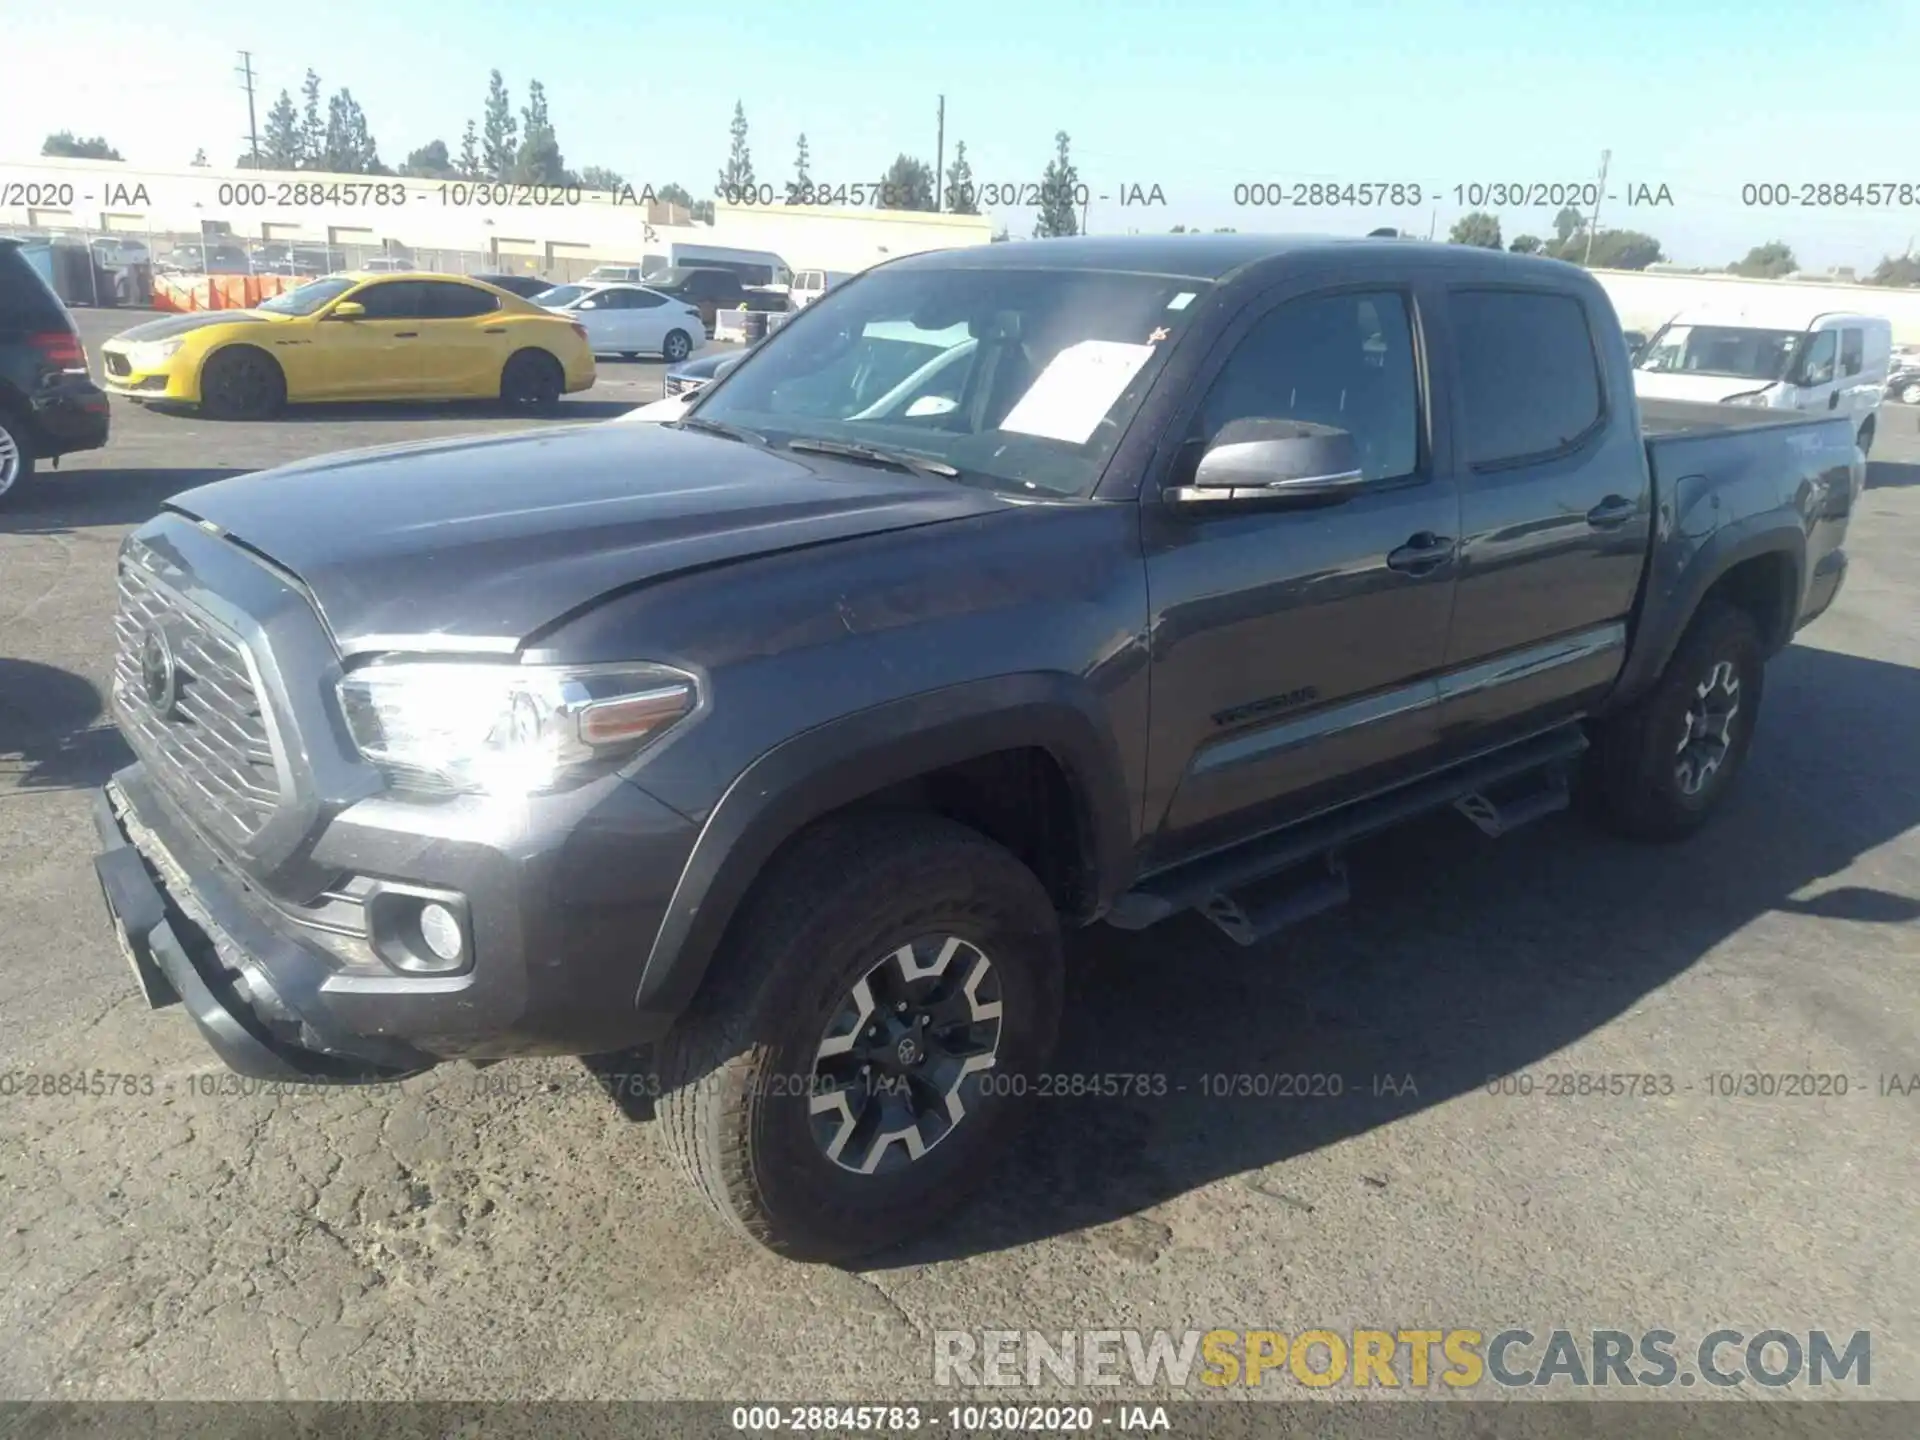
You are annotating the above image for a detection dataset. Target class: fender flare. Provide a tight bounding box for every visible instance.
[633,673,1136,1017]
[1606,514,1805,712]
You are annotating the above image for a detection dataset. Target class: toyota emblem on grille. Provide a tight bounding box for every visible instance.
[140,628,180,717]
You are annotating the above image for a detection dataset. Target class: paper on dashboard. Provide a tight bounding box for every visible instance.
[999,341,1157,445]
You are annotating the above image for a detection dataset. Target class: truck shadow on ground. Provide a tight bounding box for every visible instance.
[0,468,248,535]
[0,660,131,795]
[857,639,1920,1267]
[1866,459,1920,491]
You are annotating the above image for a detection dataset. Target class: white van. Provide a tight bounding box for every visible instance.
[1634,305,1892,450]
[668,243,791,289]
[789,269,853,309]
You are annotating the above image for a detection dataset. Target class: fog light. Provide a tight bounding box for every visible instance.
[418,903,464,964]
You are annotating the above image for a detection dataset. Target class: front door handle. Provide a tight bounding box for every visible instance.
[1829,390,1841,410]
[483,327,506,334]
[394,331,419,339]
[1386,532,1454,575]
[1586,494,1638,529]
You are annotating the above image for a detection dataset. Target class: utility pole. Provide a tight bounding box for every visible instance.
[236,50,261,165]
[1427,207,1436,240]
[935,95,945,212]
[1583,148,1612,265]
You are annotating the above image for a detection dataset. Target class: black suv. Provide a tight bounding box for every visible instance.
[0,239,111,505]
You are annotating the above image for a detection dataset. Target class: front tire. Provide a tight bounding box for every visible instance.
[500,349,564,410]
[199,346,285,420]
[1900,382,1920,405]
[657,813,1064,1262]
[662,329,694,363]
[1583,601,1764,841]
[0,409,35,505]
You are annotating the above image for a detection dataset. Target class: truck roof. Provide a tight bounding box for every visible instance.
[889,233,1591,283]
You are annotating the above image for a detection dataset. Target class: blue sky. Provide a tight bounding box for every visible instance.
[8,0,1920,270]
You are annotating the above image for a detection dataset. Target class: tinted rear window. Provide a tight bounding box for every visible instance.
[1450,288,1603,466]
[0,245,73,328]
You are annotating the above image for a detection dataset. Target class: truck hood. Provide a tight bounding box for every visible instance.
[165,422,1010,655]
[1632,369,1779,405]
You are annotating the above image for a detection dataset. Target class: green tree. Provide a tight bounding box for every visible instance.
[882,154,937,211]
[717,100,754,196]
[1551,205,1584,245]
[1509,234,1541,254]
[690,199,715,223]
[1033,130,1080,238]
[321,89,383,173]
[1728,241,1797,278]
[791,133,811,197]
[944,139,977,214]
[579,165,624,193]
[402,140,455,178]
[260,89,302,170]
[1449,210,1502,249]
[1869,253,1920,286]
[41,132,122,160]
[1169,223,1188,233]
[657,182,693,207]
[457,120,481,179]
[510,80,572,184]
[298,70,325,167]
[1584,229,1664,269]
[482,70,516,181]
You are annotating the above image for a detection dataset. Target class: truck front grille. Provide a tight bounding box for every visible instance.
[112,552,281,840]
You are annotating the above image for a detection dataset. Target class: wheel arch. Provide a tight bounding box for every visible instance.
[633,674,1136,1019]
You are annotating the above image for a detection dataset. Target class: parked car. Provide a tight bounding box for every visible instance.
[1887,363,1920,405]
[89,236,1863,1261]
[159,242,254,276]
[471,272,557,299]
[582,263,654,285]
[789,268,853,309]
[637,265,788,336]
[0,237,111,505]
[664,340,754,395]
[97,271,595,417]
[357,256,412,274]
[531,283,593,309]
[250,244,341,278]
[543,282,704,361]
[1635,305,1892,452]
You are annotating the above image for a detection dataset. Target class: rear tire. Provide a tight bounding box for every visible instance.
[1900,382,1920,405]
[199,346,285,420]
[500,349,564,410]
[662,329,694,363]
[0,409,35,505]
[1582,601,1764,841]
[656,812,1064,1262]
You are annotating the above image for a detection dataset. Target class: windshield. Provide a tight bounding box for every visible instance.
[536,283,591,308]
[1636,323,1805,381]
[256,276,357,316]
[691,266,1211,497]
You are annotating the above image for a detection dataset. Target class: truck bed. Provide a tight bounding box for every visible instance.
[1637,395,1846,437]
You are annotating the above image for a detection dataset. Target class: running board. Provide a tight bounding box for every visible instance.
[1453,771,1572,838]
[1199,856,1350,948]
[1106,724,1589,933]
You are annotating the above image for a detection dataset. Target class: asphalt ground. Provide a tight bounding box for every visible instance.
[0,307,1915,1405]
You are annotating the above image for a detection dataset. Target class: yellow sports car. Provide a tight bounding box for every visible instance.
[99,272,596,418]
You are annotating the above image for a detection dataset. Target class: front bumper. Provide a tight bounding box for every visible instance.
[99,354,194,403]
[92,759,700,1082]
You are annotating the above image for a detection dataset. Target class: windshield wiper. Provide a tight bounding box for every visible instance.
[783,436,960,479]
[674,415,765,445]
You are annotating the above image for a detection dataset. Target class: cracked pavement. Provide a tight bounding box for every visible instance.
[1,310,1916,1401]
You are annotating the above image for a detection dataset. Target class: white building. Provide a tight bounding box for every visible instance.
[0,156,993,278]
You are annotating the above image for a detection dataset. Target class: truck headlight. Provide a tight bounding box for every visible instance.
[335,660,699,796]
[1722,389,1772,407]
[125,338,184,368]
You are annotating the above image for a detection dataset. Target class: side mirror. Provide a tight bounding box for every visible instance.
[1168,419,1367,504]
[329,301,366,320]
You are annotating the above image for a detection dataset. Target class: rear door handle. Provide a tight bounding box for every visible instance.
[394,331,419,339]
[1586,495,1638,529]
[483,327,505,334]
[1386,532,1455,575]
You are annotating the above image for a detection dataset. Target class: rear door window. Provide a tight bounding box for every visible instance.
[421,281,500,318]
[1449,288,1604,466]
[352,281,432,319]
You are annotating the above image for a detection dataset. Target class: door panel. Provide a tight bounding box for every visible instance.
[413,280,505,395]
[1434,285,1650,748]
[1142,284,1461,862]
[322,281,427,397]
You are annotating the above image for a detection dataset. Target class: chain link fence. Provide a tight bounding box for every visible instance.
[0,220,608,310]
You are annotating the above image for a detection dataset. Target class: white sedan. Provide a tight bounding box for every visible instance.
[542,282,704,362]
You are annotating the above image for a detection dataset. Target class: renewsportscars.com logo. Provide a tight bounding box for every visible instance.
[932,1328,1872,1391]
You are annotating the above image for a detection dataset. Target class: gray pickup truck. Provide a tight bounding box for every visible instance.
[91,236,1862,1261]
